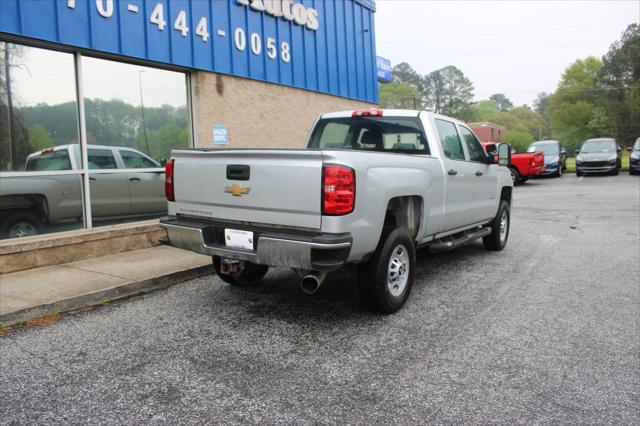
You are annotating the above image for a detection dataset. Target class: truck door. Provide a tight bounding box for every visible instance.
[118,149,166,215]
[434,119,477,231]
[459,125,498,222]
[87,148,131,218]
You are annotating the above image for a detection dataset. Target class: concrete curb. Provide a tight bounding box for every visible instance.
[0,264,215,328]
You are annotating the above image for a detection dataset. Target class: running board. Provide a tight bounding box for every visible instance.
[428,227,492,252]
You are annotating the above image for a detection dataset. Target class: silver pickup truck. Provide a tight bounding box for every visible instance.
[0,144,165,238]
[161,109,513,313]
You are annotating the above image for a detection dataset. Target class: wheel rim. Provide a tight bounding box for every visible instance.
[499,210,508,243]
[9,222,38,238]
[387,244,409,297]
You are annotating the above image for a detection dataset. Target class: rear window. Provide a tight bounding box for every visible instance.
[308,116,429,154]
[25,150,72,171]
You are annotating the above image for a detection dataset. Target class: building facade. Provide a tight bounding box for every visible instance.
[0,0,377,241]
[468,122,506,143]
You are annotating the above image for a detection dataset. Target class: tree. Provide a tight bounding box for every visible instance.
[378,82,421,109]
[392,62,422,89]
[596,23,640,146]
[489,93,513,112]
[547,56,603,150]
[533,92,551,120]
[509,106,548,140]
[424,65,474,120]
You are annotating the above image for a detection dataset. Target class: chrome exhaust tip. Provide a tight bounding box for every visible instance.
[301,271,327,295]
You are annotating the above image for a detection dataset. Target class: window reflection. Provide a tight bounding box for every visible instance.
[82,56,189,165]
[0,43,83,239]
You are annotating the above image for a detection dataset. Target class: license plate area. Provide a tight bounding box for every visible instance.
[224,229,254,250]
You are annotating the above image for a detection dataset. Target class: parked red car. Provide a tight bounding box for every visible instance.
[483,143,545,185]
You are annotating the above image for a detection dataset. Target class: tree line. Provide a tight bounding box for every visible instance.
[380,23,639,154]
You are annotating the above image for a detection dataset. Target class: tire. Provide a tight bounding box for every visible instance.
[212,257,268,286]
[556,165,562,177]
[0,211,43,239]
[509,167,521,186]
[612,168,619,176]
[576,169,583,177]
[357,227,416,314]
[483,200,510,251]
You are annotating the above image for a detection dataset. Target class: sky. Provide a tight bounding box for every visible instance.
[375,0,640,106]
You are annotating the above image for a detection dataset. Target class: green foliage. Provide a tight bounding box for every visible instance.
[489,93,513,112]
[503,130,533,150]
[378,82,421,109]
[469,101,542,150]
[27,124,53,151]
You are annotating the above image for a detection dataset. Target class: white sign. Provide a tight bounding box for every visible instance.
[237,0,319,31]
[213,124,228,145]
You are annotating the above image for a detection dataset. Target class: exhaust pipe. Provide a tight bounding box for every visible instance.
[301,271,327,295]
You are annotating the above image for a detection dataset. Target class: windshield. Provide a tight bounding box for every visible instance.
[580,139,615,153]
[308,116,429,154]
[527,143,558,155]
[634,138,640,151]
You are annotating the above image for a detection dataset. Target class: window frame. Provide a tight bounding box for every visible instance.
[434,118,467,162]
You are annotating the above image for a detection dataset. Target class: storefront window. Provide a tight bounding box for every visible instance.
[81,56,189,227]
[0,42,84,239]
[0,42,192,240]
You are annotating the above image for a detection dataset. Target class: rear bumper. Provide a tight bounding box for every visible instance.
[160,217,352,271]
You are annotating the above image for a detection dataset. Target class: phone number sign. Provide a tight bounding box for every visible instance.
[0,0,378,103]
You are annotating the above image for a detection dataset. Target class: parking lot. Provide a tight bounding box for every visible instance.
[1,174,638,424]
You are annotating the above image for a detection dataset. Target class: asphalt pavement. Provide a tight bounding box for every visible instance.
[1,174,638,424]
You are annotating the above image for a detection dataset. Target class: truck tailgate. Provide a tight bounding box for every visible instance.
[172,149,322,230]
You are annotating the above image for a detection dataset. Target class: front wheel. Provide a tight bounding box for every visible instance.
[483,200,510,251]
[509,167,521,186]
[213,257,269,286]
[358,227,416,314]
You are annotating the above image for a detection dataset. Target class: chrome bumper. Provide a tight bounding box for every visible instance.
[160,218,352,271]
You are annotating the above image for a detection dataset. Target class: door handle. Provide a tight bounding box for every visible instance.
[89,177,96,181]
[475,171,483,176]
[129,177,141,182]
[448,169,458,176]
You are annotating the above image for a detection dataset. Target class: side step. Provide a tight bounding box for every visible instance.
[428,226,492,252]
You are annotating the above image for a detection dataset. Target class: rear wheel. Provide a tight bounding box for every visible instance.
[0,212,43,239]
[483,200,510,251]
[212,257,269,286]
[358,227,415,314]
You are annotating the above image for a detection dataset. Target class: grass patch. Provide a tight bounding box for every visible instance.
[565,151,629,173]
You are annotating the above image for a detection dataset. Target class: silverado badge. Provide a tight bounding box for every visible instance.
[225,184,250,197]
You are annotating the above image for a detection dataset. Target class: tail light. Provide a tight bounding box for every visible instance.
[165,159,175,201]
[352,109,383,117]
[322,165,355,215]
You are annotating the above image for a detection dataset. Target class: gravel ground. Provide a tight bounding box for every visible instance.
[1,174,639,424]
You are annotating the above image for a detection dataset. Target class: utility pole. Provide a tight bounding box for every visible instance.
[138,70,150,155]
[4,45,15,170]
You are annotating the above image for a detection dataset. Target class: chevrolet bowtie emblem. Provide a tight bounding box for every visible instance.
[225,184,250,197]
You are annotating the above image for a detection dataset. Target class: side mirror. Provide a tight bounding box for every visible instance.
[484,143,497,156]
[498,143,511,167]
[561,149,566,155]
[574,149,580,155]
[627,147,632,152]
[617,147,622,153]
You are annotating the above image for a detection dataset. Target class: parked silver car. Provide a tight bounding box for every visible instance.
[0,144,166,238]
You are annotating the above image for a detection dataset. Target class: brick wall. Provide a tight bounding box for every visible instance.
[192,72,374,149]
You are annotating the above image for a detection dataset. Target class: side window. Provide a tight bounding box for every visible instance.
[120,150,159,168]
[459,126,486,163]
[435,119,465,160]
[87,149,117,170]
